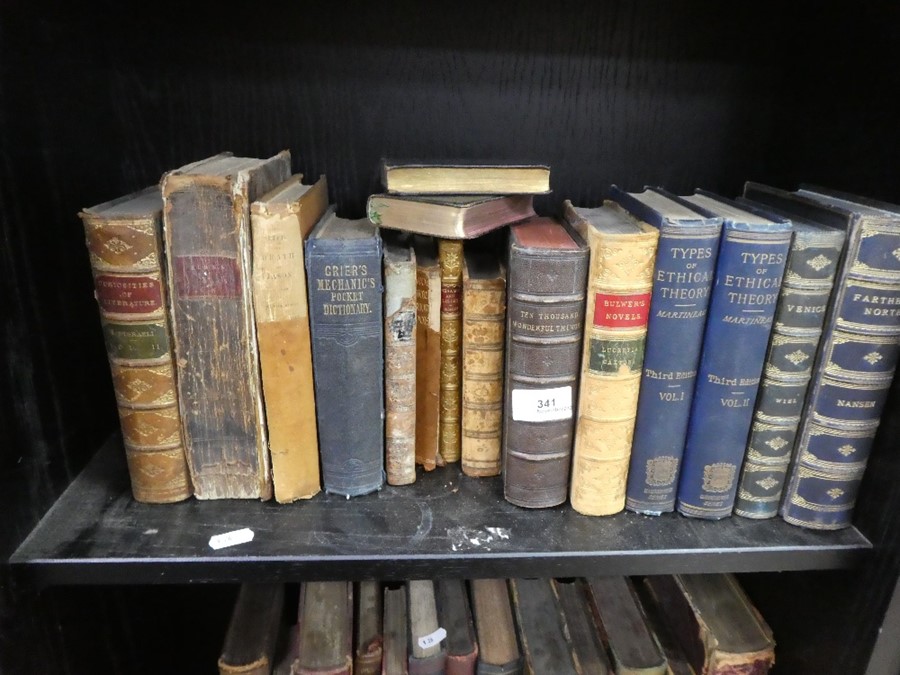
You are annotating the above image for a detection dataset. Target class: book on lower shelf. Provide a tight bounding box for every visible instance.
[305,208,385,497]
[470,579,522,675]
[218,583,285,675]
[354,581,383,675]
[565,200,660,516]
[551,578,612,675]
[384,584,409,675]
[408,580,446,675]
[502,217,589,509]
[250,173,330,504]
[435,579,478,675]
[161,150,292,500]
[510,578,579,675]
[78,186,192,504]
[380,161,551,195]
[294,581,353,675]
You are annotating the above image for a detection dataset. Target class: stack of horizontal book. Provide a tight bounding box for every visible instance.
[218,574,775,674]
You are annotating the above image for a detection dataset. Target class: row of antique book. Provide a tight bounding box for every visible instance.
[218,574,775,675]
[80,152,900,531]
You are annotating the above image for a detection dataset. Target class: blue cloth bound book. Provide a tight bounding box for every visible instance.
[743,183,900,529]
[305,208,385,497]
[610,186,723,515]
[674,191,793,519]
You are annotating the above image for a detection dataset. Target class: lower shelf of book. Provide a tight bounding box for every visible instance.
[10,434,872,587]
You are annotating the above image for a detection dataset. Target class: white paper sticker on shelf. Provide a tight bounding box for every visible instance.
[209,528,255,550]
[511,386,573,422]
[418,627,447,650]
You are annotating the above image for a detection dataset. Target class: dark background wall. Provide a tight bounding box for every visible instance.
[2,1,898,672]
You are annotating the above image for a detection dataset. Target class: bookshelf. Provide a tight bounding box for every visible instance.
[2,1,899,674]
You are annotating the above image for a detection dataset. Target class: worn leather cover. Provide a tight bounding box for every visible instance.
[502,218,588,508]
[80,187,192,503]
[162,151,291,500]
[439,239,464,463]
[294,582,353,675]
[383,585,409,675]
[384,238,418,486]
[414,238,442,470]
[218,583,285,675]
[306,210,384,496]
[461,251,506,477]
[470,579,522,675]
[510,579,578,675]
[408,580,447,675]
[436,580,477,675]
[251,175,329,503]
[551,579,611,675]
[355,581,383,675]
[611,187,723,516]
[566,201,659,516]
[675,192,792,520]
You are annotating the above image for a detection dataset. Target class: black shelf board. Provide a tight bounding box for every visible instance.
[9,435,872,586]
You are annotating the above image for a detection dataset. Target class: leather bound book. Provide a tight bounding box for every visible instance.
[355,581,384,675]
[510,578,579,675]
[161,151,291,500]
[633,581,696,675]
[251,174,329,503]
[469,579,522,675]
[586,577,667,675]
[380,161,551,195]
[674,192,793,519]
[293,582,353,675]
[218,583,285,675]
[743,183,900,529]
[408,580,447,675]
[384,585,409,675]
[565,201,660,516]
[384,236,418,486]
[730,197,845,519]
[461,250,507,478]
[306,208,385,497]
[414,237,443,470]
[439,239,464,463]
[435,580,478,675]
[609,187,723,516]
[643,575,775,675]
[502,217,589,508]
[79,187,191,503]
[551,579,612,675]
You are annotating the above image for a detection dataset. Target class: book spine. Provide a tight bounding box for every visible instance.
[626,223,721,514]
[81,209,191,503]
[306,235,385,497]
[251,188,327,503]
[416,257,442,470]
[570,230,659,516]
[461,265,506,477]
[676,227,793,519]
[734,231,844,518]
[503,244,588,508]
[780,219,900,529]
[384,251,417,486]
[438,240,464,463]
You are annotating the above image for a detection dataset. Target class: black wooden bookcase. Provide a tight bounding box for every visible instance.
[2,2,899,673]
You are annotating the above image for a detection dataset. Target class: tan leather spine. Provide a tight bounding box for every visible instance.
[415,246,442,470]
[438,239,464,463]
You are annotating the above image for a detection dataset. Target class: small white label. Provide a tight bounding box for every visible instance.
[418,627,447,650]
[511,386,573,422]
[209,528,255,550]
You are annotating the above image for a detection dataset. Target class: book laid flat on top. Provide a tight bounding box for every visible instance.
[380,161,551,195]
[367,194,536,239]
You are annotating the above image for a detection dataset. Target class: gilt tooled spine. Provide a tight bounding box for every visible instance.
[384,249,418,486]
[503,225,589,508]
[415,246,442,470]
[461,261,506,478]
[80,190,192,503]
[438,240,464,463]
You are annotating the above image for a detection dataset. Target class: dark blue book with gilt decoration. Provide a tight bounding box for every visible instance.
[305,208,385,497]
[610,186,723,515]
[743,183,900,529]
[674,191,793,519]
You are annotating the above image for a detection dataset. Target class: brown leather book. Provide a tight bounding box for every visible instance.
[510,578,579,675]
[586,576,667,675]
[383,585,409,675]
[79,186,192,503]
[461,250,506,477]
[564,200,659,516]
[503,217,589,508]
[436,579,478,675]
[551,579,612,675]
[251,174,329,503]
[408,580,447,675]
[438,239,464,463]
[355,581,384,675]
[162,151,292,500]
[218,583,285,675]
[293,581,353,675]
[413,237,443,470]
[469,579,522,675]
[384,236,418,486]
[380,161,550,195]
[643,575,775,675]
